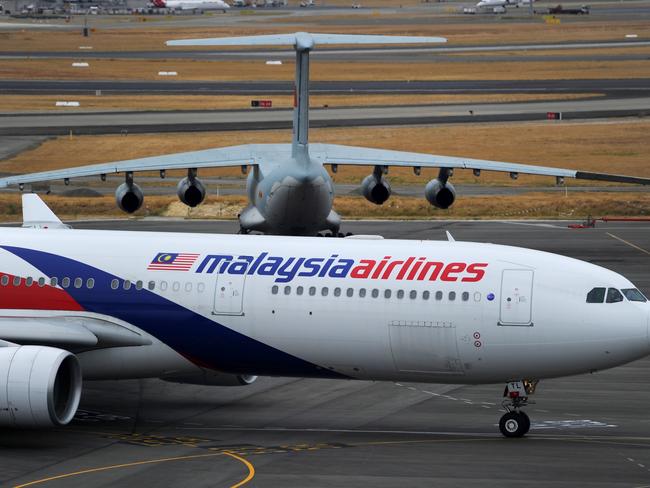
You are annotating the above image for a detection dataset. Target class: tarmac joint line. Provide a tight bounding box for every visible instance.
[606,232,650,256]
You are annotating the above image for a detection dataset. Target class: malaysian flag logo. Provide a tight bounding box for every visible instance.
[147,253,199,271]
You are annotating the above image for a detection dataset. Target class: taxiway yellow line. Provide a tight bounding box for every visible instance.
[606,232,650,256]
[13,450,255,488]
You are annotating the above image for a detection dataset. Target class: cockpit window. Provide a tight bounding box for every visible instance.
[621,288,648,302]
[586,287,606,303]
[606,288,624,303]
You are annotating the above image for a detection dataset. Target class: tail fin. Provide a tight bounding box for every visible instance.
[167,33,447,157]
[22,194,70,229]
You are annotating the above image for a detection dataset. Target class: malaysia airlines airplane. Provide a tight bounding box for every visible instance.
[151,0,230,10]
[1,194,648,437]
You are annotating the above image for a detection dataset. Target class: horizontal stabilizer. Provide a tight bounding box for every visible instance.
[167,32,447,48]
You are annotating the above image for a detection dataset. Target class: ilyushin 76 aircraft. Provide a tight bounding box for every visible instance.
[1,32,649,236]
[0,194,648,437]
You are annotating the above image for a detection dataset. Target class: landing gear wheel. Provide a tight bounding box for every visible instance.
[499,411,529,438]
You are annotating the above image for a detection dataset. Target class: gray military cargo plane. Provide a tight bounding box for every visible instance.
[2,32,649,235]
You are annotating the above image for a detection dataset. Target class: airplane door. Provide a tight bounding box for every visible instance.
[499,269,533,326]
[388,321,464,375]
[213,274,246,315]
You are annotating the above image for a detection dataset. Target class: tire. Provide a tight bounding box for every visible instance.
[499,412,528,438]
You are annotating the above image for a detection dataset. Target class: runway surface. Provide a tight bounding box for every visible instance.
[2,219,650,487]
[2,95,650,135]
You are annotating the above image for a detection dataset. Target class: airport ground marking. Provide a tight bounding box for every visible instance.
[606,232,650,256]
[13,450,255,488]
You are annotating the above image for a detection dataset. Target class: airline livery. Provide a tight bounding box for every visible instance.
[0,195,648,437]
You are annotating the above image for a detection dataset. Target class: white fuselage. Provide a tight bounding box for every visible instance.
[0,228,648,385]
[162,0,229,9]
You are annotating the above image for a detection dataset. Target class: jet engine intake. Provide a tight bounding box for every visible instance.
[177,176,206,208]
[425,178,456,209]
[115,182,144,213]
[0,346,82,427]
[361,174,391,205]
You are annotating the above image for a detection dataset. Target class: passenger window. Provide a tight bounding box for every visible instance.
[474,292,482,302]
[148,280,156,291]
[309,286,316,296]
[422,290,430,300]
[184,282,192,292]
[197,282,204,293]
[435,291,443,301]
[74,278,82,289]
[13,276,20,286]
[384,289,391,299]
[124,280,132,291]
[397,290,404,299]
[297,286,304,296]
[172,281,179,292]
[38,277,46,287]
[462,292,469,302]
[160,281,168,291]
[449,291,456,301]
[334,287,341,297]
[50,277,58,287]
[622,288,647,302]
[606,288,624,303]
[61,277,70,288]
[322,287,329,297]
[359,288,367,298]
[409,290,417,300]
[1,275,8,286]
[272,285,279,295]
[284,286,291,295]
[586,287,606,303]
[346,288,354,297]
[136,280,144,291]
[86,278,94,289]
[25,277,33,287]
[372,289,379,298]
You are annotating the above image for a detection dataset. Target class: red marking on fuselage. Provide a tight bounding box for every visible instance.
[0,273,84,311]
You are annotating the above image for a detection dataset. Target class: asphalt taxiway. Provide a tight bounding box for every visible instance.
[2,219,650,487]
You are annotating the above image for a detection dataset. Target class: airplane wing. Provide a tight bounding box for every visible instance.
[0,144,278,189]
[310,143,650,185]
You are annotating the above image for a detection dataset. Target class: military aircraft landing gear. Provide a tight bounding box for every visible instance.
[498,380,537,438]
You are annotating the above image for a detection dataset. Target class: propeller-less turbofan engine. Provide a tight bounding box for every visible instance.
[115,172,144,213]
[362,166,391,205]
[177,169,206,208]
[425,168,456,209]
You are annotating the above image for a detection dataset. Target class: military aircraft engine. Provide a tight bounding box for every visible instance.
[115,182,144,213]
[177,176,206,208]
[425,178,456,209]
[0,346,82,427]
[361,174,391,205]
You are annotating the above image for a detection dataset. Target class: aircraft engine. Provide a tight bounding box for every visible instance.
[425,178,456,209]
[361,174,391,205]
[177,176,206,208]
[115,182,144,213]
[0,346,82,427]
[162,372,258,386]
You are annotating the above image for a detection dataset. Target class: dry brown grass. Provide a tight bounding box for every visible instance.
[2,58,648,81]
[3,120,649,187]
[0,93,601,112]
[0,192,648,221]
[1,20,649,52]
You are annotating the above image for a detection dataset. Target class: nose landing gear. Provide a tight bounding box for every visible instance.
[499,380,537,438]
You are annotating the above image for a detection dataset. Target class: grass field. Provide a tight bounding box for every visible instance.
[0,93,600,112]
[3,120,648,187]
[1,57,648,81]
[1,20,649,51]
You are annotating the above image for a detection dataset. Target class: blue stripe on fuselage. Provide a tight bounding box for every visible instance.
[2,246,347,379]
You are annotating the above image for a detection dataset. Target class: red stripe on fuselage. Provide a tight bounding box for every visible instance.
[0,273,84,311]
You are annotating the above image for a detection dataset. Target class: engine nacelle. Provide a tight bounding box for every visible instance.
[177,176,206,208]
[0,346,82,427]
[361,174,391,205]
[162,371,257,387]
[425,179,456,209]
[115,182,144,213]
